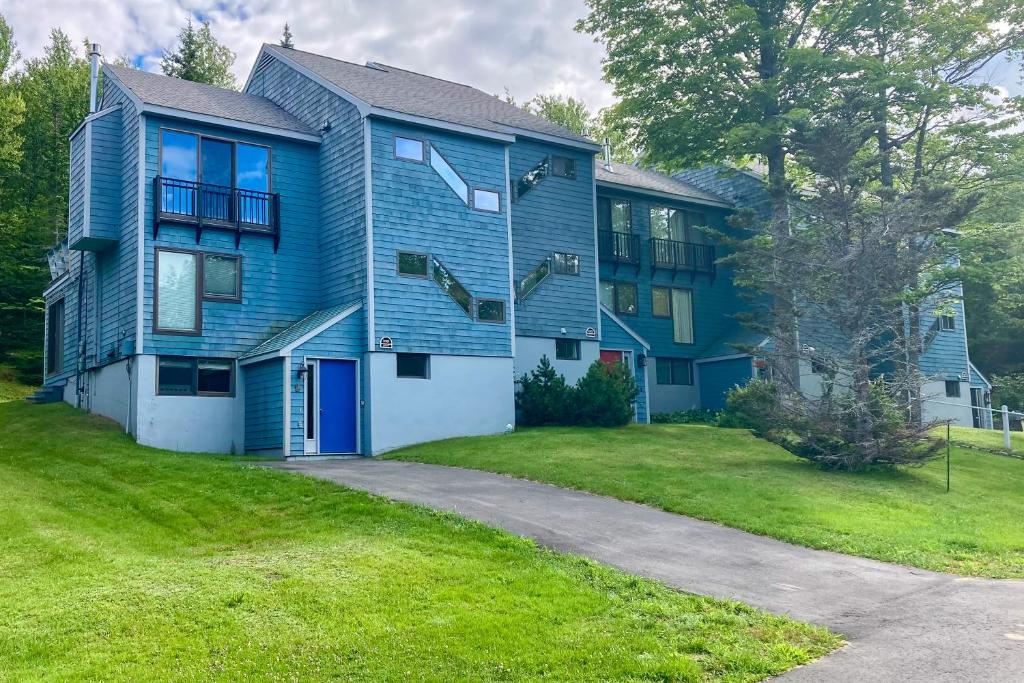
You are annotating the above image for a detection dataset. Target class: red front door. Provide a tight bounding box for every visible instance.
[600,350,624,367]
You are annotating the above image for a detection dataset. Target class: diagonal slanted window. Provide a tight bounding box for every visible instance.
[429,145,468,204]
[517,258,551,301]
[432,256,472,316]
[515,156,550,201]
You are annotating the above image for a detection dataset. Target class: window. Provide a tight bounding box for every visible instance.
[556,338,581,360]
[202,254,241,301]
[550,155,576,179]
[46,299,65,375]
[155,249,199,333]
[656,358,694,385]
[611,281,638,316]
[432,256,473,316]
[429,145,468,203]
[157,356,234,396]
[811,358,829,374]
[671,289,694,344]
[197,359,233,394]
[515,157,549,200]
[553,252,580,275]
[159,131,270,223]
[597,197,631,233]
[651,286,671,318]
[649,207,686,241]
[397,251,429,278]
[946,380,961,398]
[472,189,501,212]
[519,259,551,300]
[939,315,955,331]
[394,135,424,162]
[396,353,430,379]
[477,299,505,323]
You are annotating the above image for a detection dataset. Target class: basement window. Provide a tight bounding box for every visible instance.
[157,356,234,396]
[945,380,961,398]
[555,338,581,361]
[396,353,430,379]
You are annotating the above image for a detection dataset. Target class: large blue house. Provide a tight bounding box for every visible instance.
[40,44,992,455]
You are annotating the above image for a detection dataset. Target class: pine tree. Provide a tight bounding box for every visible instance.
[280,23,294,49]
[161,18,236,89]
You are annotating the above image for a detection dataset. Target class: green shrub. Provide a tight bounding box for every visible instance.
[992,373,1024,412]
[516,355,573,426]
[651,409,719,425]
[718,379,779,435]
[573,360,639,427]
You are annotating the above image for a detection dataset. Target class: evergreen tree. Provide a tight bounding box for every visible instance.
[280,23,294,49]
[161,18,236,89]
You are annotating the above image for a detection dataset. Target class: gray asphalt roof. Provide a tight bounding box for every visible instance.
[106,64,316,136]
[240,303,360,360]
[597,162,733,207]
[265,45,596,146]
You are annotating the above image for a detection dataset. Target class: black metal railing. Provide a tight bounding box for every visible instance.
[155,176,281,250]
[649,238,715,274]
[598,230,641,265]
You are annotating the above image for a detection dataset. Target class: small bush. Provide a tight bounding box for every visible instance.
[573,360,639,427]
[516,355,573,426]
[651,409,719,425]
[516,357,638,428]
[718,379,779,435]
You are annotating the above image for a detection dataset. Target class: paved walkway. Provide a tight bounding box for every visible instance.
[266,459,1024,681]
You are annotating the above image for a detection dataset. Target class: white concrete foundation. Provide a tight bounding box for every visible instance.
[514,336,599,385]
[367,352,515,454]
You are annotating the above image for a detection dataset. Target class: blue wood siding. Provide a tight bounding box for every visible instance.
[600,309,649,422]
[68,129,87,246]
[244,358,284,452]
[597,189,744,362]
[289,307,366,455]
[920,287,970,380]
[88,108,123,242]
[698,357,753,411]
[370,119,512,356]
[142,115,322,357]
[510,139,597,339]
[247,58,367,309]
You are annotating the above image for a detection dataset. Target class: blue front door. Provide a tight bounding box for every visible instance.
[319,359,358,453]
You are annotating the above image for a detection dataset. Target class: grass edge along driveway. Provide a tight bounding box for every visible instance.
[0,402,838,681]
[388,423,1024,579]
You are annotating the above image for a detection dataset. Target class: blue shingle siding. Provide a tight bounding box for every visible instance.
[244,358,285,452]
[600,309,649,422]
[88,108,123,242]
[510,139,597,339]
[920,292,970,380]
[370,119,512,356]
[68,129,87,247]
[142,115,322,357]
[675,167,770,220]
[698,357,753,411]
[247,57,367,310]
[596,189,745,361]
[288,306,366,454]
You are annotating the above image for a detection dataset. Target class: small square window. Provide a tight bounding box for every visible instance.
[397,353,430,379]
[945,380,961,398]
[203,254,240,301]
[395,136,424,162]
[939,315,955,331]
[197,359,233,395]
[553,252,580,275]
[472,189,501,212]
[477,299,505,323]
[550,155,576,179]
[398,251,429,277]
[158,357,196,395]
[555,338,581,361]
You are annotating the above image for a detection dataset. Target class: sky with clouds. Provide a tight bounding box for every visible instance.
[3,0,618,109]
[4,1,1021,107]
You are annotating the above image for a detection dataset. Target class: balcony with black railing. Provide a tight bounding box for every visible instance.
[154,176,281,250]
[649,238,715,278]
[598,230,641,267]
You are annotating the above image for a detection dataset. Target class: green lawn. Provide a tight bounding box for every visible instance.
[947,424,1024,453]
[0,378,33,402]
[0,402,837,681]
[389,424,1024,578]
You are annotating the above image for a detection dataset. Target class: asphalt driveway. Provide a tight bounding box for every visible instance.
[266,458,1024,681]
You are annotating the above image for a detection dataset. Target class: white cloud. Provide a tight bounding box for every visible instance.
[4,0,617,110]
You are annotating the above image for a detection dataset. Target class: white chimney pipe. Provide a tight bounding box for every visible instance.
[603,137,613,171]
[88,43,102,113]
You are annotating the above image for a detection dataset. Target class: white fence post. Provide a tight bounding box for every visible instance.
[1002,405,1011,450]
